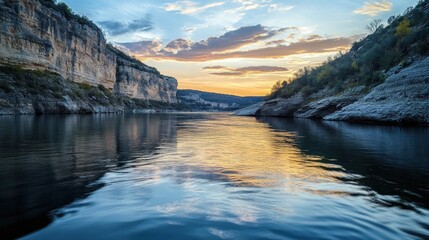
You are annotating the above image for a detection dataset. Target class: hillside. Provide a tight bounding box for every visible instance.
[178,90,263,111]
[236,0,429,125]
[0,0,177,114]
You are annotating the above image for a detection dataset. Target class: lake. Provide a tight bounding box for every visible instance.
[0,113,428,239]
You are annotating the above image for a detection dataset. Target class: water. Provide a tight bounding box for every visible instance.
[0,113,428,240]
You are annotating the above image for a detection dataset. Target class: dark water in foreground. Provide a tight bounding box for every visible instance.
[0,113,428,239]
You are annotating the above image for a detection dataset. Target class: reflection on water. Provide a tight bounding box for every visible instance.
[0,113,428,239]
[259,117,429,208]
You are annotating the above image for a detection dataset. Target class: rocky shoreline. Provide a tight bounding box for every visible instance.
[234,57,429,125]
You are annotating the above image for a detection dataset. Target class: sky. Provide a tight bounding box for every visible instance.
[60,0,418,96]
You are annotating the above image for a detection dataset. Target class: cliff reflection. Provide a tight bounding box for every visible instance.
[0,114,177,239]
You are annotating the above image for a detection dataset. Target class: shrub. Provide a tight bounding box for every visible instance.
[97,84,106,91]
[39,0,56,8]
[54,3,74,20]
[317,65,333,82]
[351,62,359,72]
[78,82,92,90]
[77,15,93,26]
[87,88,105,100]
[396,18,411,37]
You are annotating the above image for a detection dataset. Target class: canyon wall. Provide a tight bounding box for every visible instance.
[115,55,177,103]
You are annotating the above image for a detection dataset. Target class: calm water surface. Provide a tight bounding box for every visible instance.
[0,113,428,239]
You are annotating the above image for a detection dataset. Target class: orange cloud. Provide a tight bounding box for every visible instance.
[137,36,356,61]
[119,25,301,61]
[265,39,286,46]
[204,65,288,76]
[203,65,230,70]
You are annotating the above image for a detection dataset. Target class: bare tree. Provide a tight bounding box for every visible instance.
[366,19,383,33]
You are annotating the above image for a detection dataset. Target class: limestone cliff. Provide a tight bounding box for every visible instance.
[0,0,117,88]
[113,49,177,103]
[0,0,177,105]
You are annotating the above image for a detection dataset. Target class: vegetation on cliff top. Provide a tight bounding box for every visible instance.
[39,0,98,30]
[269,0,429,100]
[106,44,162,77]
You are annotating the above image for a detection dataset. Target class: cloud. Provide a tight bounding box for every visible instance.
[164,37,354,61]
[262,34,322,47]
[203,65,229,70]
[183,26,197,33]
[354,1,392,16]
[99,15,153,36]
[266,39,286,46]
[305,34,322,41]
[237,66,289,72]
[118,40,162,55]
[232,0,264,8]
[228,1,294,14]
[204,65,289,76]
[268,3,294,13]
[210,71,244,76]
[227,0,262,14]
[120,25,291,58]
[164,1,225,15]
[211,37,355,60]
[119,25,356,62]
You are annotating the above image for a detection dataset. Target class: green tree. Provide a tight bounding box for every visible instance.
[395,18,411,37]
[317,65,333,82]
[271,81,282,94]
[56,2,74,20]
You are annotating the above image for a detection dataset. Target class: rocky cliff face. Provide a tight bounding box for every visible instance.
[255,93,305,117]
[177,90,264,111]
[0,0,177,104]
[235,57,429,125]
[115,56,177,103]
[0,0,117,88]
[179,92,236,109]
[325,57,429,123]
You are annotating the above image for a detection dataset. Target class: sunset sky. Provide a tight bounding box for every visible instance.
[61,0,417,96]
